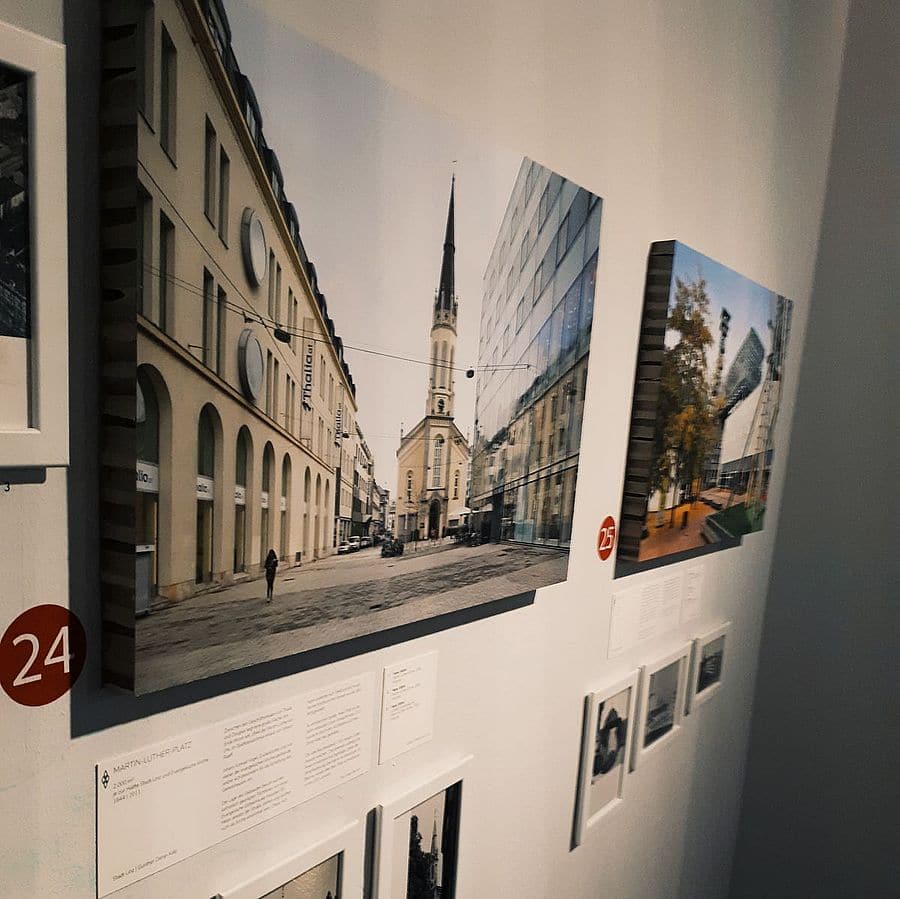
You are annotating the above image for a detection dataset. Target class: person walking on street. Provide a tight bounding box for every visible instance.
[264,548,278,602]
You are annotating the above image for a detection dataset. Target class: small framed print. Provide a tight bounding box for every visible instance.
[212,818,364,899]
[573,670,639,847]
[631,643,692,770]
[0,21,68,468]
[373,756,473,899]
[687,622,730,713]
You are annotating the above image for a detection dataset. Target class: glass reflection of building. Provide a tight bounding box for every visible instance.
[722,328,764,414]
[469,159,600,547]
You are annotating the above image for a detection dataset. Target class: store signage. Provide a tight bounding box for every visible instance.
[334,404,342,444]
[196,476,214,501]
[280,496,287,512]
[260,490,269,510]
[301,342,314,410]
[136,460,159,493]
[233,485,246,506]
[0,605,87,706]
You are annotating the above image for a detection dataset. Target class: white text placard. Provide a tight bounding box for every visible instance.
[378,651,438,763]
[96,672,374,896]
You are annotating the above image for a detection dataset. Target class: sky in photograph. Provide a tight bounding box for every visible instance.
[667,242,774,373]
[223,1,521,492]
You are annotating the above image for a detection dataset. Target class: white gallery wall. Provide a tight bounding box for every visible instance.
[0,1,851,897]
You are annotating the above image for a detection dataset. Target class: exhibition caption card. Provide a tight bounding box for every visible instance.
[378,651,438,763]
[608,566,705,658]
[95,673,374,896]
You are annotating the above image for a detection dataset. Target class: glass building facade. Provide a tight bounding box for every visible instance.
[469,159,601,547]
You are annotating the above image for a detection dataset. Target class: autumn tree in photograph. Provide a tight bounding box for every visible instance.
[650,275,717,527]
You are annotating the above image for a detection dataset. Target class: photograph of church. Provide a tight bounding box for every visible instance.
[393,786,461,899]
[101,0,601,693]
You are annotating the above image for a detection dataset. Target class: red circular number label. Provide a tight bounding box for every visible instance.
[0,605,86,706]
[597,515,617,561]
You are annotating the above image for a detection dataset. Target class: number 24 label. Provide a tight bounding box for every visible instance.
[0,605,86,706]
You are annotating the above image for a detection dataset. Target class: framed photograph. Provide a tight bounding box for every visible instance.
[616,241,793,576]
[0,21,68,468]
[631,643,692,770]
[100,0,604,692]
[686,622,730,713]
[212,818,364,899]
[573,670,639,847]
[372,756,472,899]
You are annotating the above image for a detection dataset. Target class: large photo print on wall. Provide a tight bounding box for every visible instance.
[100,0,602,692]
[616,241,793,576]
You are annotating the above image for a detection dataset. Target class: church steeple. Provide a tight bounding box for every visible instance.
[427,176,458,417]
[436,175,455,315]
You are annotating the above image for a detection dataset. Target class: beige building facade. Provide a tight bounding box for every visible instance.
[123,0,358,601]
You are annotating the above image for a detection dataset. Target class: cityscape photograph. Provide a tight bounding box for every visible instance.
[617,241,793,572]
[0,60,31,433]
[696,635,726,694]
[107,0,602,692]
[644,661,680,748]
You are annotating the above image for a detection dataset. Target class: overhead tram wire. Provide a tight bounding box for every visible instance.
[141,261,530,376]
[137,161,529,378]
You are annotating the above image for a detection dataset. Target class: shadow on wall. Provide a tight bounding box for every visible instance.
[729,1,898,897]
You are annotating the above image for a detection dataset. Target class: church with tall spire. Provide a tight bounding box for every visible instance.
[396,176,470,542]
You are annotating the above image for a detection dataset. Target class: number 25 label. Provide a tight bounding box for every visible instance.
[0,605,86,706]
[597,515,617,561]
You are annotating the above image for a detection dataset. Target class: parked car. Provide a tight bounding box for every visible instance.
[360,536,373,548]
[381,538,404,557]
[347,536,361,552]
[337,541,352,554]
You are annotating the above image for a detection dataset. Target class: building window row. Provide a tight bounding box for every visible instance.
[203,116,231,243]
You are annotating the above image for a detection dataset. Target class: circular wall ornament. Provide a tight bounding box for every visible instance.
[240,207,268,287]
[238,328,265,401]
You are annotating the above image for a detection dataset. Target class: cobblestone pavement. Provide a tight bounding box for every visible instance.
[136,542,568,692]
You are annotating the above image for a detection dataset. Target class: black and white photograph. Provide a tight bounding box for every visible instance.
[697,636,725,692]
[632,644,690,769]
[101,0,603,692]
[0,61,30,341]
[213,820,364,899]
[0,56,31,435]
[374,758,470,899]
[644,661,680,747]
[258,853,340,899]
[573,672,638,846]
[390,784,461,899]
[617,241,793,575]
[687,622,730,712]
[0,20,68,464]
